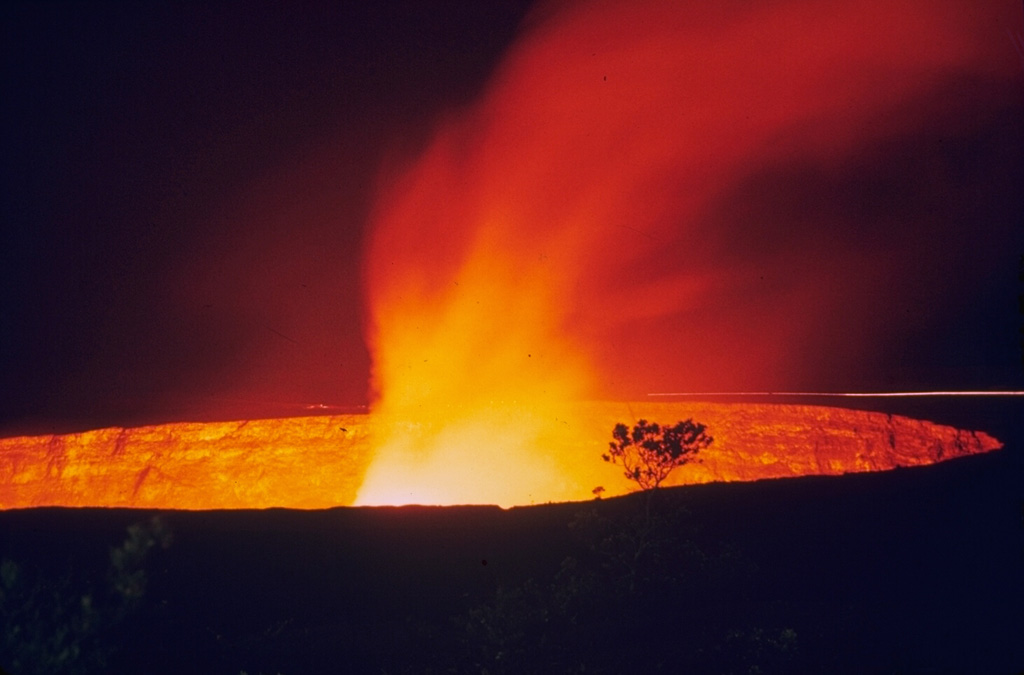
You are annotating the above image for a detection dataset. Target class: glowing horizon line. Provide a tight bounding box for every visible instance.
[647,391,1024,398]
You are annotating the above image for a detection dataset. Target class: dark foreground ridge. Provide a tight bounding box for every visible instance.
[1,442,1021,674]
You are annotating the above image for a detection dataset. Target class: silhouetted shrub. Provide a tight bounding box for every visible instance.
[604,419,712,491]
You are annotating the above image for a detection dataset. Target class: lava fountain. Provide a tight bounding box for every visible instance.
[355,0,1018,506]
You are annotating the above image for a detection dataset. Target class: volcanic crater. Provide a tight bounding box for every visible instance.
[0,402,1001,510]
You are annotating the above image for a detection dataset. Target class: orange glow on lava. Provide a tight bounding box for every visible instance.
[0,402,1004,510]
[0,416,374,510]
[357,0,1017,506]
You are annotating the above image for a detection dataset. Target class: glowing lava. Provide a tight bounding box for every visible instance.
[0,403,1002,510]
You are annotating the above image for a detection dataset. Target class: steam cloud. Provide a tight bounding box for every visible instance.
[357,0,1020,504]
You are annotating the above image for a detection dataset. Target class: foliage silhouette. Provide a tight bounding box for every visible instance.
[452,496,795,674]
[0,517,171,675]
[604,419,712,491]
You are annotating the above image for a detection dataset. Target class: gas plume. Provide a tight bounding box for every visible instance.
[357,0,1019,505]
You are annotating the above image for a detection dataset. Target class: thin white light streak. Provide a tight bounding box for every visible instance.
[647,391,1024,398]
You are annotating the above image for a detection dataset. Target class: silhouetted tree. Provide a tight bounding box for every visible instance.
[604,419,712,491]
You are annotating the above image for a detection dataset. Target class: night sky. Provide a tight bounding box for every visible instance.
[2,0,1022,435]
[1,1,534,433]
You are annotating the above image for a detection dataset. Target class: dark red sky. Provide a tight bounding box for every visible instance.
[2,0,1022,434]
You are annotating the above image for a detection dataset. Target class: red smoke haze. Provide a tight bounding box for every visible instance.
[357,0,1020,505]
[366,0,1019,402]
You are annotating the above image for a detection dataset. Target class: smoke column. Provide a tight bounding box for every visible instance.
[357,0,1019,506]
